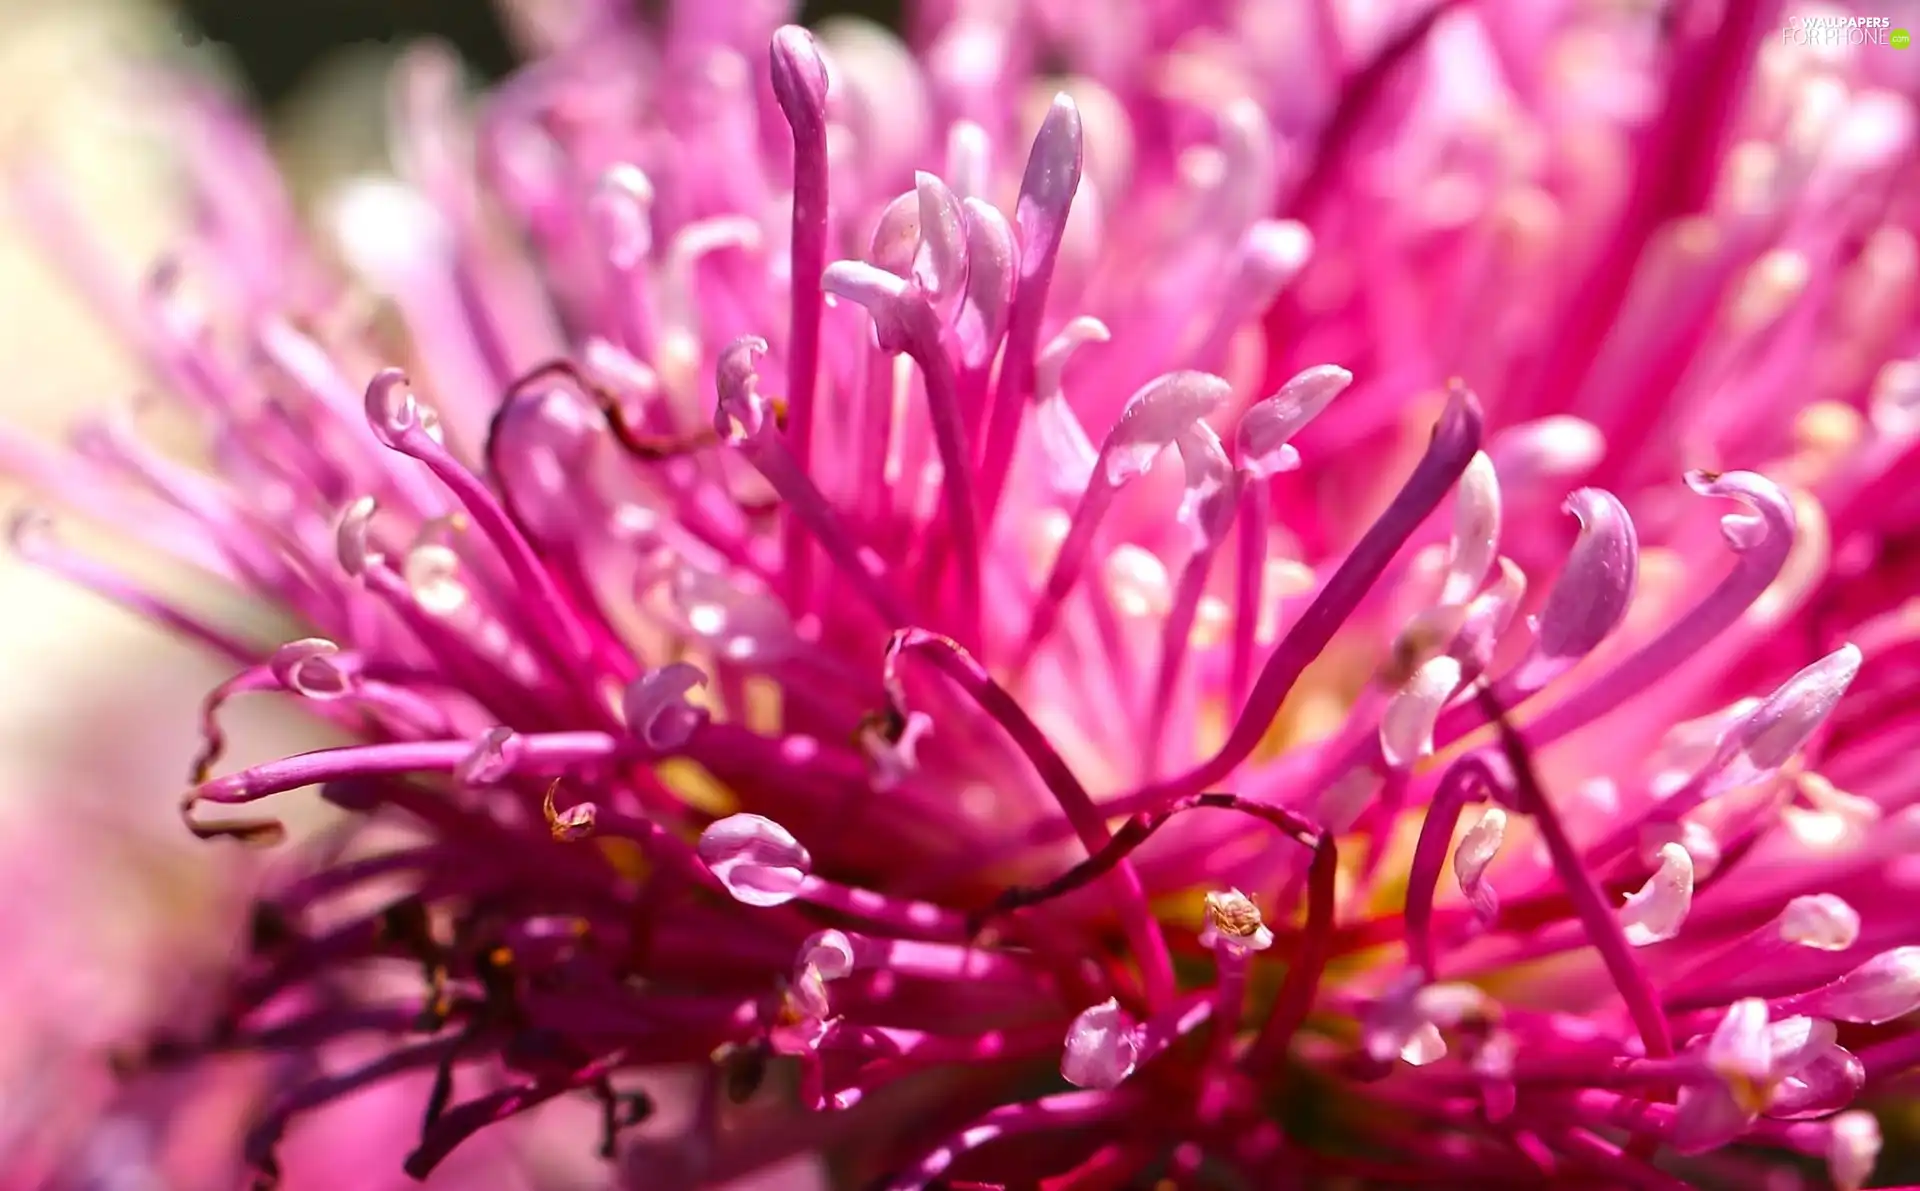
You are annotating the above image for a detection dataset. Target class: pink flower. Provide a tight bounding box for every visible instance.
[5,1,1918,1187]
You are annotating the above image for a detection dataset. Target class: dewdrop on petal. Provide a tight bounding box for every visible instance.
[1061,999,1138,1090]
[698,814,812,908]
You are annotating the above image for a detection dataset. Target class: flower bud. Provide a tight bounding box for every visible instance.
[698,814,812,907]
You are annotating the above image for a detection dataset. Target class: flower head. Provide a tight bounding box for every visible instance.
[8,0,1920,1188]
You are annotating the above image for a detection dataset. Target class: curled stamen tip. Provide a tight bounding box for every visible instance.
[1533,488,1638,665]
[624,661,712,750]
[543,781,598,842]
[769,26,829,114]
[268,639,351,700]
[1061,998,1137,1089]
[822,259,918,352]
[1453,805,1507,924]
[798,929,856,981]
[714,336,774,442]
[1683,469,1794,552]
[364,368,437,449]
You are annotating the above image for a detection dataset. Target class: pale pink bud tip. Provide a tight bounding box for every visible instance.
[697,813,812,907]
[1016,95,1083,243]
[769,26,829,116]
[624,661,711,750]
[1236,364,1353,478]
[1061,998,1137,1089]
[1735,644,1862,774]
[1795,947,1920,1024]
[1828,1111,1881,1191]
[1619,842,1694,946]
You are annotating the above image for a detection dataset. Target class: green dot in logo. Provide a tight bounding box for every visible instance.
[1893,27,1913,49]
